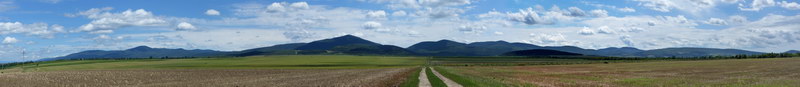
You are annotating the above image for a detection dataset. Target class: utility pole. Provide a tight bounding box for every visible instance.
[21,49,26,72]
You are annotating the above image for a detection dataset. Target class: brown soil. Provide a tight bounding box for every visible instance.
[0,68,414,87]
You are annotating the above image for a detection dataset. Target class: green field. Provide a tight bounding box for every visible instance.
[2,55,426,72]
[435,57,800,86]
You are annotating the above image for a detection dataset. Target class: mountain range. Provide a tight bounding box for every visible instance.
[41,35,779,61]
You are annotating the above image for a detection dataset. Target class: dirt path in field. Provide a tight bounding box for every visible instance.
[418,67,432,87]
[0,68,413,86]
[430,67,463,87]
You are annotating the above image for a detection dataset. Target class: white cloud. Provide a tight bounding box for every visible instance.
[366,10,387,19]
[457,24,486,33]
[739,0,776,11]
[524,33,577,46]
[176,22,197,31]
[76,9,168,33]
[417,7,464,19]
[565,7,587,17]
[289,2,310,9]
[392,11,407,16]
[266,2,286,12]
[589,9,608,17]
[636,0,674,12]
[0,22,64,38]
[634,0,720,15]
[779,1,800,10]
[505,6,605,25]
[362,21,382,30]
[507,8,552,25]
[205,9,221,16]
[2,36,18,44]
[728,15,749,24]
[618,7,636,12]
[363,0,471,9]
[721,0,741,3]
[705,18,728,25]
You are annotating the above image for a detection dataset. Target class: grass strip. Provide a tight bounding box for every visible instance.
[426,67,447,87]
[400,67,422,87]
[434,66,515,87]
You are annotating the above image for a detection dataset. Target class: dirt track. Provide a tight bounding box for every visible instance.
[0,68,413,86]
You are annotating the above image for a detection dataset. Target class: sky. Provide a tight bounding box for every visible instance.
[1,0,799,62]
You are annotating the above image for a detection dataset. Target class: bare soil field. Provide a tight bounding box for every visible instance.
[0,68,414,86]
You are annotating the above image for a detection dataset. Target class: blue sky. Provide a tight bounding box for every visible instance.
[1,0,800,62]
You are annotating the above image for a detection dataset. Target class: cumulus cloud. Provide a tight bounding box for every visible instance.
[0,22,64,38]
[2,36,18,44]
[457,24,487,33]
[779,1,800,10]
[619,35,635,47]
[282,29,316,42]
[76,8,168,33]
[392,11,407,16]
[205,9,221,16]
[362,21,382,30]
[634,0,719,15]
[266,2,286,12]
[525,33,577,46]
[589,9,608,17]
[506,6,605,25]
[565,7,587,17]
[418,7,464,19]
[618,7,636,12]
[740,0,776,11]
[507,8,552,25]
[728,15,748,24]
[705,18,728,25]
[289,2,309,9]
[366,10,387,19]
[576,26,636,35]
[721,0,741,3]
[176,22,197,31]
[265,2,312,13]
[363,0,470,9]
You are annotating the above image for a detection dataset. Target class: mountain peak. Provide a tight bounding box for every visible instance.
[127,46,153,51]
[786,50,800,53]
[294,35,380,50]
[335,34,360,39]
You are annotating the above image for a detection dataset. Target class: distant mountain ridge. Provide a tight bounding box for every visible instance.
[43,35,770,61]
[40,46,222,61]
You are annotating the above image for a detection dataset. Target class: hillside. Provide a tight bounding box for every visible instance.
[43,35,770,61]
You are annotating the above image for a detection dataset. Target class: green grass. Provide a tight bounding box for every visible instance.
[441,57,800,86]
[426,67,447,87]
[400,67,422,87]
[433,66,516,87]
[3,55,426,72]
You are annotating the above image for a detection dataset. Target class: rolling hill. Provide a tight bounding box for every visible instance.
[42,35,769,61]
[501,49,583,56]
[40,46,222,61]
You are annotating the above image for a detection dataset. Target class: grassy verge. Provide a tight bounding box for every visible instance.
[434,66,517,87]
[426,67,447,87]
[400,67,422,87]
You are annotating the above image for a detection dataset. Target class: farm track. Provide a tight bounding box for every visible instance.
[418,67,432,87]
[430,67,463,87]
[0,68,413,86]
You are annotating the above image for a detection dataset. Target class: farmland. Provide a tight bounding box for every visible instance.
[0,55,424,86]
[436,57,800,86]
